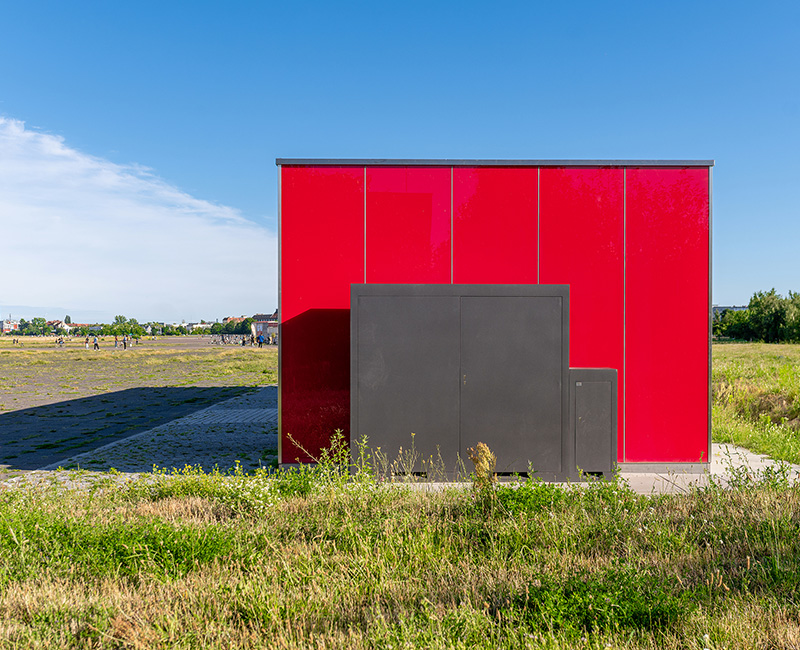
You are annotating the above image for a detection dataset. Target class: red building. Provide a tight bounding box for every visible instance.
[278,159,712,470]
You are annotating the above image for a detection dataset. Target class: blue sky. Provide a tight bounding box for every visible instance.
[1,1,798,321]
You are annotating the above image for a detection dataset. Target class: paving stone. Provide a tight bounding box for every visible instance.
[33,387,279,474]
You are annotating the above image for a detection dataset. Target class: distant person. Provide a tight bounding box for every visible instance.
[257,334,264,348]
[85,336,90,349]
[114,335,118,348]
[93,335,99,350]
[123,335,128,350]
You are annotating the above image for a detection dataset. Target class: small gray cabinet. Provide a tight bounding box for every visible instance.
[570,368,618,479]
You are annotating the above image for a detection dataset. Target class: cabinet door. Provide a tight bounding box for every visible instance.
[354,295,461,468]
[460,296,564,473]
[574,379,615,474]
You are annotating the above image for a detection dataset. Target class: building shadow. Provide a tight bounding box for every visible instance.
[0,386,252,470]
[280,308,351,463]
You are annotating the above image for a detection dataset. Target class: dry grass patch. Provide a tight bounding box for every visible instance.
[126,497,236,525]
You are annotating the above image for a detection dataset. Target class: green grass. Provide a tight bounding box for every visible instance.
[3,340,800,647]
[0,337,278,411]
[713,342,800,463]
[2,452,800,649]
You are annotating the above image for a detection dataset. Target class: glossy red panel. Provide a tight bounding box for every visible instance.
[281,166,364,320]
[625,168,709,462]
[280,166,364,462]
[453,167,538,283]
[366,167,451,283]
[539,168,625,460]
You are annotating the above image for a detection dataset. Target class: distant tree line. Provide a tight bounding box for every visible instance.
[714,289,800,342]
[8,315,256,338]
[11,315,152,338]
[208,318,254,336]
[15,317,49,336]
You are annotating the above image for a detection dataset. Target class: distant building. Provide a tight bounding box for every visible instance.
[47,320,70,333]
[252,310,278,338]
[68,323,101,332]
[0,319,19,333]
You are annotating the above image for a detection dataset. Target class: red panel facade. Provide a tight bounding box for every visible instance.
[280,166,364,463]
[279,161,711,467]
[366,167,451,283]
[625,168,710,462]
[453,167,538,283]
[539,168,626,461]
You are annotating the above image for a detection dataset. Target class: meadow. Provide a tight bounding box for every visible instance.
[0,336,278,413]
[1,341,799,648]
[713,342,800,464]
[1,451,798,649]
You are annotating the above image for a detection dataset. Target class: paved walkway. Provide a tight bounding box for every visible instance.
[2,383,798,494]
[0,385,254,471]
[620,443,800,493]
[35,387,278,473]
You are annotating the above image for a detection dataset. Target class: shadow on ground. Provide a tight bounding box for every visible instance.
[0,387,252,470]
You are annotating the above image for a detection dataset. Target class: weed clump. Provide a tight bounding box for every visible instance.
[467,442,497,493]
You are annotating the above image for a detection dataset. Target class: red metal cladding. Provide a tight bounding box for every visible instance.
[625,167,710,462]
[279,161,711,467]
[539,167,626,461]
[366,167,451,283]
[453,167,538,283]
[280,166,364,463]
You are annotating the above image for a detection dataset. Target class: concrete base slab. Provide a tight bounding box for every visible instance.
[618,443,800,494]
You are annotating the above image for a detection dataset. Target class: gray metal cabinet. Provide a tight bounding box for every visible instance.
[570,368,618,479]
[351,284,573,479]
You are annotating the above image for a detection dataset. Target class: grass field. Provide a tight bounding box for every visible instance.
[2,340,800,648]
[0,336,278,413]
[713,342,800,464]
[1,457,798,649]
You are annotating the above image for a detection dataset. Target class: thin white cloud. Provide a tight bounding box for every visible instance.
[0,118,277,322]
